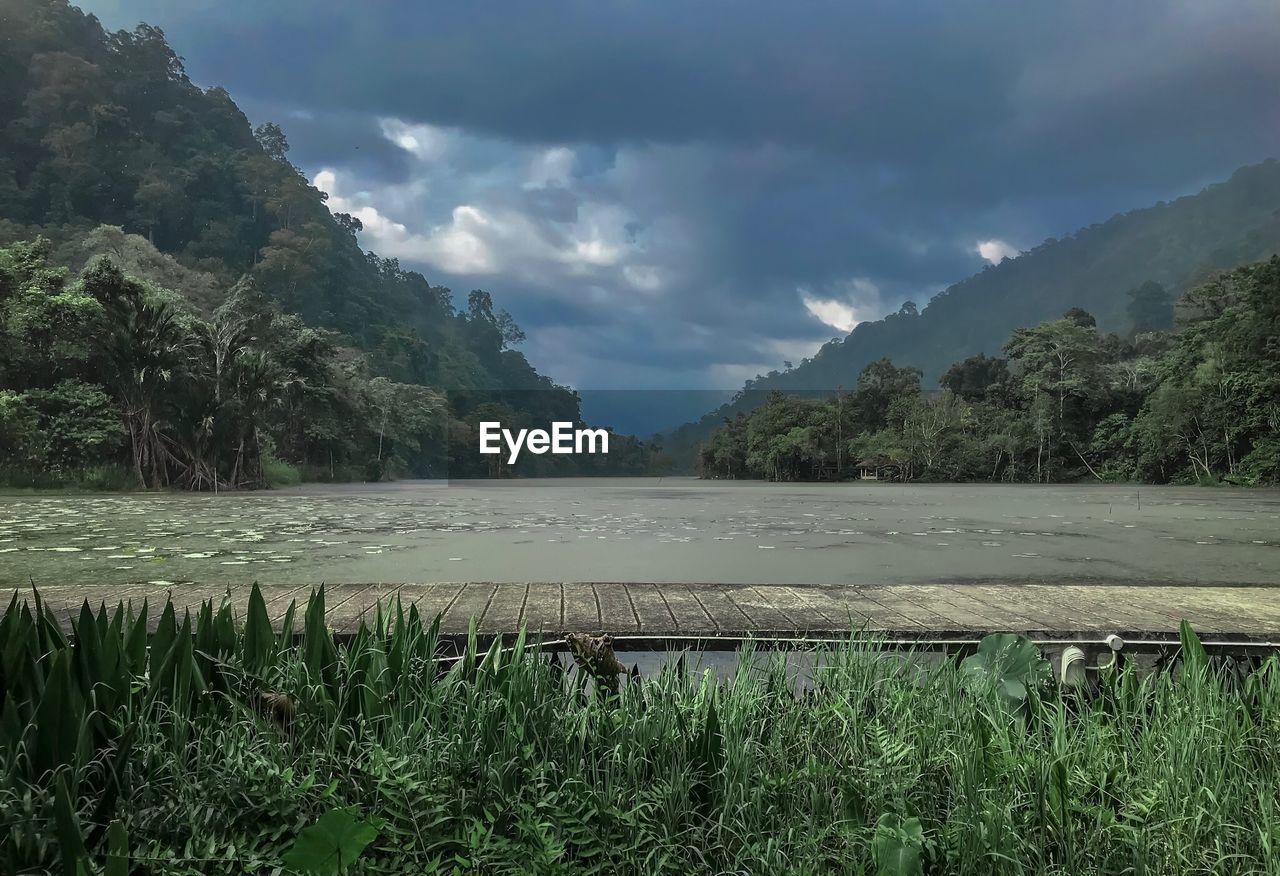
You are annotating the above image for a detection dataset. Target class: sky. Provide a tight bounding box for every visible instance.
[84,0,1280,393]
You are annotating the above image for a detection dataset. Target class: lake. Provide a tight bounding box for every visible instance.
[1,478,1277,588]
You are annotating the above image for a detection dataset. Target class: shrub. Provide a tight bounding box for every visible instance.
[262,455,302,487]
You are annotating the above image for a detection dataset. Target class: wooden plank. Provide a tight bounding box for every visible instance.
[334,584,402,634]
[786,586,876,630]
[479,583,528,633]
[656,585,712,632]
[627,583,677,634]
[958,585,1076,630]
[852,587,937,631]
[894,585,1016,629]
[442,582,497,633]
[1051,585,1186,631]
[774,585,839,628]
[43,583,151,612]
[1141,586,1280,634]
[7,581,1280,640]
[115,583,179,613]
[521,582,562,633]
[405,582,466,625]
[724,586,793,631]
[1217,589,1280,633]
[691,585,752,633]
[265,583,313,624]
[562,583,600,632]
[594,583,640,633]
[13,585,92,613]
[145,584,229,619]
[998,589,1111,630]
[324,583,375,630]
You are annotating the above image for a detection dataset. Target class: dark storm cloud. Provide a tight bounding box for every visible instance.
[516,186,579,225]
[83,0,1280,389]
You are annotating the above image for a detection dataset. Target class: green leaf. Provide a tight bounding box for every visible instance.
[873,813,924,876]
[53,772,86,876]
[32,650,82,779]
[150,600,176,678]
[960,633,1049,713]
[1179,619,1209,675]
[243,582,275,672]
[302,587,338,697]
[282,807,384,874]
[123,599,148,676]
[105,819,129,876]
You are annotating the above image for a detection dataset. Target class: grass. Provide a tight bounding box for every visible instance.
[2,587,1279,874]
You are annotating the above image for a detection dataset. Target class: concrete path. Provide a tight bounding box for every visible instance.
[11,581,1280,644]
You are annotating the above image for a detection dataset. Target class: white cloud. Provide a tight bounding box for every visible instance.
[378,118,451,161]
[622,264,663,291]
[796,276,883,333]
[419,205,499,273]
[976,238,1018,264]
[314,165,636,279]
[801,292,863,333]
[526,147,575,188]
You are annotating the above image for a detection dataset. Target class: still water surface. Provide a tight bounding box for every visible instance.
[2,478,1277,588]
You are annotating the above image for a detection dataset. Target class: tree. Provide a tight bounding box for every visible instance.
[852,358,921,432]
[1125,281,1174,333]
[25,380,124,468]
[1004,318,1104,479]
[0,390,46,466]
[0,238,105,388]
[253,122,291,163]
[1062,307,1097,328]
[941,353,1008,401]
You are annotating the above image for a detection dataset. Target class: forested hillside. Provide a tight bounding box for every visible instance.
[700,257,1280,485]
[0,0,649,487]
[670,160,1280,461]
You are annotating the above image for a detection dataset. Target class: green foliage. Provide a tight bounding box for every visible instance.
[24,379,124,468]
[960,633,1051,713]
[2,589,1279,873]
[940,353,1008,401]
[0,462,137,491]
[1234,435,1280,485]
[0,5,659,488]
[1126,280,1175,333]
[281,807,384,875]
[0,235,659,487]
[104,820,128,876]
[0,389,44,465]
[873,813,924,876]
[670,158,1280,461]
[262,455,302,487]
[702,257,1280,485]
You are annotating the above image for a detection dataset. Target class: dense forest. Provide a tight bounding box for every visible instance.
[668,160,1280,463]
[0,0,659,487]
[700,258,1280,485]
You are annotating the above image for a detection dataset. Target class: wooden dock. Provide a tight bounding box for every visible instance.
[9,581,1280,645]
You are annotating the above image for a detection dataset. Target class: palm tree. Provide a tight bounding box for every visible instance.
[102,293,191,489]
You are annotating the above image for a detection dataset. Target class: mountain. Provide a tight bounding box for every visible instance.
[0,0,550,389]
[665,159,1280,463]
[0,0,656,485]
